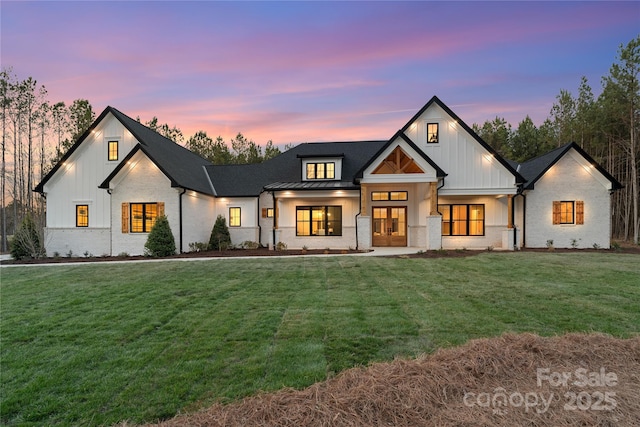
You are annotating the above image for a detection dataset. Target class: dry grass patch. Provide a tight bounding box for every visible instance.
[142,333,639,427]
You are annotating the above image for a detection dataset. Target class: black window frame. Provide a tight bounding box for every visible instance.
[296,206,342,236]
[438,204,485,236]
[371,191,408,201]
[108,140,119,161]
[305,162,335,180]
[130,202,158,233]
[229,207,241,227]
[76,204,89,227]
[427,123,439,144]
[559,201,574,224]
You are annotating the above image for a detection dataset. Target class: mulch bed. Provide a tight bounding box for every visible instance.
[0,247,362,265]
[2,243,638,265]
[132,333,639,427]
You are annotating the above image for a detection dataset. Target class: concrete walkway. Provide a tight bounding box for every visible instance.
[0,247,425,268]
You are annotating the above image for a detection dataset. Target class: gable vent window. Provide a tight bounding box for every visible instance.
[553,201,584,225]
[427,123,439,144]
[108,140,119,161]
[306,162,335,180]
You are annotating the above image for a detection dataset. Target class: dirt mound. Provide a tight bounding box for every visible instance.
[138,333,639,427]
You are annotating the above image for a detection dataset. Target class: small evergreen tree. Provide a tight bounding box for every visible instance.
[10,213,44,260]
[209,214,231,250]
[144,215,176,257]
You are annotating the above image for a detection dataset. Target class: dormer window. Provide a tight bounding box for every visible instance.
[427,123,439,144]
[306,162,335,180]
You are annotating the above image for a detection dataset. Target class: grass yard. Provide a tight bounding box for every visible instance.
[1,252,638,426]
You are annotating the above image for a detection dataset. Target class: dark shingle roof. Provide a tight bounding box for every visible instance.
[206,140,387,196]
[514,142,622,190]
[100,108,215,195]
[36,106,215,195]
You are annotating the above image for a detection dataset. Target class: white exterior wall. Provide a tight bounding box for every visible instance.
[41,114,140,255]
[109,153,180,256]
[438,195,510,249]
[213,197,260,246]
[275,191,359,249]
[259,192,275,247]
[181,191,216,252]
[525,151,612,249]
[44,228,111,257]
[404,104,517,195]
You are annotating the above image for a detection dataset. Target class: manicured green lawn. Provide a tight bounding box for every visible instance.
[1,252,638,426]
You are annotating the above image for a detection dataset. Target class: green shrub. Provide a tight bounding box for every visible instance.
[239,240,259,249]
[209,215,231,250]
[10,214,44,260]
[144,215,176,257]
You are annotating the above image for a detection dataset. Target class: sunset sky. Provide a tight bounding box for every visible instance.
[2,1,639,146]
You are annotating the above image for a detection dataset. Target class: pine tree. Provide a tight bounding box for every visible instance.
[144,215,176,257]
[209,214,231,250]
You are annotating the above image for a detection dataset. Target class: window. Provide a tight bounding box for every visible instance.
[296,206,342,236]
[229,207,241,227]
[130,203,159,233]
[306,162,335,180]
[438,204,484,236]
[76,205,88,227]
[371,191,408,201]
[108,140,118,161]
[553,201,584,225]
[427,123,439,144]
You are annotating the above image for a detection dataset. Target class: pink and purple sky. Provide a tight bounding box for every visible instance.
[2,1,639,145]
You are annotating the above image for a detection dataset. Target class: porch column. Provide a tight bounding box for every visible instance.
[360,184,368,214]
[507,195,514,229]
[429,182,438,215]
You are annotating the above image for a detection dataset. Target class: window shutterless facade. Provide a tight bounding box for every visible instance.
[296,206,342,236]
[76,205,88,227]
[438,204,484,236]
[108,140,118,161]
[229,207,241,227]
[130,203,158,233]
[306,162,335,180]
[371,191,408,201]
[427,123,439,143]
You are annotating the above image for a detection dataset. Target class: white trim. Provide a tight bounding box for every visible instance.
[439,188,518,195]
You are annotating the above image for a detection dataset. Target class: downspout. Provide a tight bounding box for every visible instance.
[512,192,519,249]
[271,191,277,249]
[257,191,262,247]
[355,185,361,251]
[107,188,113,256]
[178,188,186,253]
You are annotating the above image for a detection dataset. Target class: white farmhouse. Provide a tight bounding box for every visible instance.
[35,96,621,256]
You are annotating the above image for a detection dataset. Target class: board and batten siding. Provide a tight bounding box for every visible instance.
[404,103,518,195]
[41,114,140,256]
